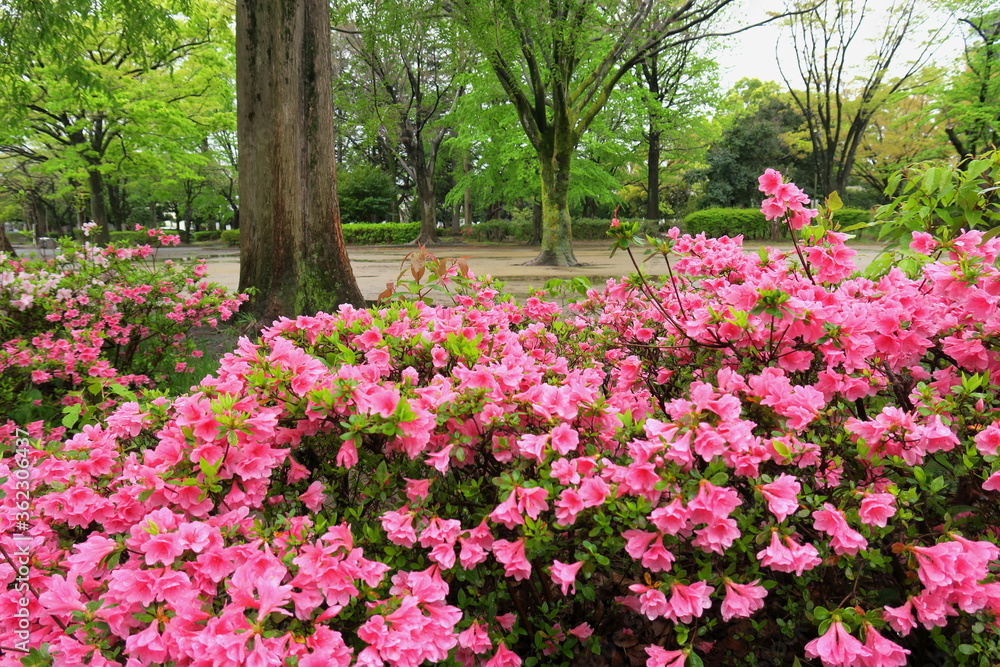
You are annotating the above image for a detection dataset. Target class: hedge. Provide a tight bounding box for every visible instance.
[683,208,771,239]
[462,217,659,243]
[341,222,421,245]
[221,229,240,246]
[683,207,873,240]
[192,229,223,242]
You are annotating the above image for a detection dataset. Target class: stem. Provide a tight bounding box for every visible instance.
[788,226,816,285]
[0,542,70,632]
[660,250,687,321]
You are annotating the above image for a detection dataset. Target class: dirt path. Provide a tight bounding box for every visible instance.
[195,240,886,301]
[13,239,888,302]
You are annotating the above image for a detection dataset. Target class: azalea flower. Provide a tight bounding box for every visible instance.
[804,619,871,667]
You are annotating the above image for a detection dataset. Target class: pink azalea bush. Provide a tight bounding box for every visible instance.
[0,227,247,425]
[3,172,1000,665]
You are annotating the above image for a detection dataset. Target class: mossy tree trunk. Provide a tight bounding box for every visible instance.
[528,139,577,265]
[236,0,365,322]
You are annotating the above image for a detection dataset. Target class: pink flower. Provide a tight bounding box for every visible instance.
[459,622,492,654]
[664,581,714,623]
[484,642,522,667]
[458,521,494,569]
[644,645,686,667]
[756,531,822,575]
[495,613,517,631]
[630,584,670,620]
[758,474,801,522]
[909,231,938,254]
[882,600,917,635]
[141,532,185,566]
[720,579,767,621]
[812,503,868,555]
[299,481,326,512]
[761,197,787,220]
[758,168,784,195]
[380,507,418,547]
[861,625,910,667]
[404,477,432,502]
[550,559,584,595]
[858,493,896,527]
[804,619,871,667]
[974,421,1000,456]
[569,622,593,639]
[550,423,580,454]
[493,538,532,580]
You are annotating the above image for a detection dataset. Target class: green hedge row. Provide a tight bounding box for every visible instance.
[193,230,223,242]
[218,223,423,247]
[342,222,421,245]
[462,218,659,243]
[682,208,873,240]
[110,230,159,245]
[683,209,771,239]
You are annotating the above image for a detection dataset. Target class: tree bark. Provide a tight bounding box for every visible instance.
[87,166,111,245]
[236,0,365,321]
[463,150,473,228]
[527,145,578,266]
[0,225,15,256]
[646,129,661,220]
[528,200,542,246]
[412,164,439,245]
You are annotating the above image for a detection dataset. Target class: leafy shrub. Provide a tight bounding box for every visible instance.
[461,217,655,243]
[192,230,223,242]
[682,207,871,241]
[109,230,158,246]
[220,228,240,246]
[342,222,421,245]
[0,227,246,426]
[682,207,771,239]
[339,165,396,224]
[5,173,1000,667]
[462,219,530,242]
[219,225,425,246]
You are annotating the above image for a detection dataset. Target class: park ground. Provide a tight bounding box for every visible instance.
[14,239,887,302]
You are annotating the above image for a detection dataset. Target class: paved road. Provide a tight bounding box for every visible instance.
[14,239,887,302]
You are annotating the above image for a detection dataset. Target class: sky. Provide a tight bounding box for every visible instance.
[708,0,967,89]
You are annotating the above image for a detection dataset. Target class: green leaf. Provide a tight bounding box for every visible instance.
[61,403,82,429]
[826,190,843,212]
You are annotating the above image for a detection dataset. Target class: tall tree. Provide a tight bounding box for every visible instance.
[337,0,468,245]
[939,7,1000,163]
[451,0,780,266]
[856,91,950,195]
[780,0,941,197]
[635,43,718,220]
[0,0,218,244]
[698,95,809,211]
[236,0,365,320]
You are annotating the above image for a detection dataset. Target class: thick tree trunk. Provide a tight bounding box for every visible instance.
[88,167,111,245]
[528,200,542,246]
[236,0,365,321]
[646,129,661,220]
[0,226,15,256]
[527,146,578,266]
[463,151,473,227]
[412,168,439,245]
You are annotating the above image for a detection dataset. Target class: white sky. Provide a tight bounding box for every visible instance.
[709,0,967,89]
